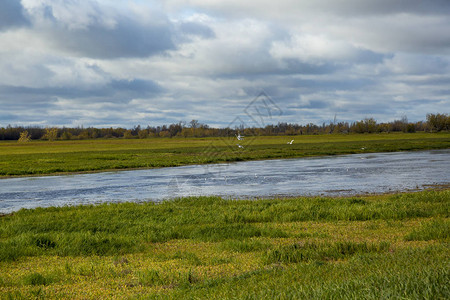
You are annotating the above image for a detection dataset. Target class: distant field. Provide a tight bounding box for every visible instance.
[0,132,449,176]
[0,190,448,299]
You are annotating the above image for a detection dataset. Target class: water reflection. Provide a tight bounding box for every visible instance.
[0,150,449,213]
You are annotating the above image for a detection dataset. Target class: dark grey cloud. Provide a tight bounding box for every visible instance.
[282,59,341,75]
[186,0,450,18]
[389,54,449,75]
[317,0,450,16]
[352,49,386,64]
[16,1,180,59]
[285,78,375,92]
[110,79,163,95]
[213,61,339,80]
[48,17,175,59]
[399,76,450,87]
[0,112,17,123]
[292,100,329,109]
[0,79,164,127]
[0,0,29,30]
[0,78,163,102]
[178,21,215,39]
[16,2,218,60]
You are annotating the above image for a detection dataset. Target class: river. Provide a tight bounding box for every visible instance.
[0,149,449,214]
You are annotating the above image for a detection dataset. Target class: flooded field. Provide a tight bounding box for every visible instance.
[1,149,449,214]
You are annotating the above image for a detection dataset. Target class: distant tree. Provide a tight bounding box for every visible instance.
[333,122,349,134]
[77,130,90,140]
[123,130,134,139]
[364,118,377,133]
[91,129,99,139]
[351,118,377,133]
[131,125,141,136]
[352,121,363,133]
[400,115,408,132]
[18,131,31,143]
[190,120,199,129]
[43,127,58,141]
[138,129,149,139]
[61,131,72,140]
[427,113,449,132]
[1,113,447,141]
[415,121,426,132]
[169,122,183,137]
[159,130,170,138]
[406,123,416,133]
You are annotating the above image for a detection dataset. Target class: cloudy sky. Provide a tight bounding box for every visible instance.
[1,0,449,128]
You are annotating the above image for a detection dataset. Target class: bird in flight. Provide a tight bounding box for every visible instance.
[287,139,294,144]
[236,133,244,141]
[237,144,244,149]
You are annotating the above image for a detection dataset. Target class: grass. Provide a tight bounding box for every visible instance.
[405,219,450,241]
[0,132,449,176]
[0,190,448,299]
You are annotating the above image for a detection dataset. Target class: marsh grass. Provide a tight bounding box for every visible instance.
[219,239,271,253]
[0,190,449,298]
[0,190,448,263]
[176,245,449,300]
[405,218,450,241]
[22,273,53,286]
[264,241,391,264]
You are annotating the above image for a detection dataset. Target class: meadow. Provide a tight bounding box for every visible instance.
[0,190,449,299]
[0,132,449,177]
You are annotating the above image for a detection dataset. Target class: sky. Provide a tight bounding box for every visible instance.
[0,0,449,128]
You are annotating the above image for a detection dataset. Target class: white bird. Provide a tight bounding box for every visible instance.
[287,139,294,144]
[236,133,244,141]
[237,144,244,149]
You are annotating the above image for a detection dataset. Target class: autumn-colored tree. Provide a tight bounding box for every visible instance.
[18,131,31,143]
[43,127,58,141]
[138,129,149,139]
[61,131,72,140]
[427,113,449,132]
[123,130,134,139]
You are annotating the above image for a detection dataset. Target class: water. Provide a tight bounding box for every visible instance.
[0,150,449,214]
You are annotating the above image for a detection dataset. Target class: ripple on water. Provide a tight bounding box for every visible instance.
[0,150,449,213]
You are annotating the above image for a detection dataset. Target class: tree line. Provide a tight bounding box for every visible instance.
[1,113,449,141]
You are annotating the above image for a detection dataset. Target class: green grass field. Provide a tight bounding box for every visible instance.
[1,132,449,177]
[1,132,449,298]
[0,190,449,299]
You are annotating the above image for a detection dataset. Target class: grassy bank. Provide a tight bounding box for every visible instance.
[0,190,449,299]
[1,132,449,177]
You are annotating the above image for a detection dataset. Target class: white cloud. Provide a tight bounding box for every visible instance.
[0,0,449,128]
[21,0,116,30]
[385,53,450,75]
